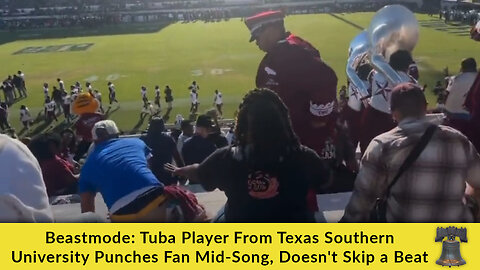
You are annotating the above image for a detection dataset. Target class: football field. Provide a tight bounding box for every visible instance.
[0,12,478,135]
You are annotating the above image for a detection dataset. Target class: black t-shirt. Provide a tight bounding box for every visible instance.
[197,146,325,222]
[182,134,216,165]
[141,133,177,185]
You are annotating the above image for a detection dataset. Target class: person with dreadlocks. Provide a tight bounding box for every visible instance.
[165,89,327,222]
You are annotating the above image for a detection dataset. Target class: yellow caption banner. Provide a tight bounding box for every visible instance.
[0,224,477,269]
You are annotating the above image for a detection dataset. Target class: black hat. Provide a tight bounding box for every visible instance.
[196,115,215,128]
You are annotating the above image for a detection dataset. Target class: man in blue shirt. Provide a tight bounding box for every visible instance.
[79,120,167,222]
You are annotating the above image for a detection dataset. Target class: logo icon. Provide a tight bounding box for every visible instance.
[435,226,467,267]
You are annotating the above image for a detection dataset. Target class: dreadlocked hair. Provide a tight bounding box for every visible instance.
[235,88,300,167]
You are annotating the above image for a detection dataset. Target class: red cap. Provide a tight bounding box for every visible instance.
[245,11,284,42]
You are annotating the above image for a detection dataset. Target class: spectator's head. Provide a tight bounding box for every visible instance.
[181,120,194,137]
[192,81,196,85]
[70,85,75,90]
[92,120,120,143]
[107,81,112,86]
[389,50,413,72]
[45,96,51,103]
[43,82,48,88]
[75,81,80,87]
[53,86,57,91]
[141,86,146,90]
[390,83,427,122]
[235,88,299,163]
[20,105,26,110]
[461,57,477,73]
[86,82,91,87]
[60,128,76,149]
[94,89,99,93]
[195,114,215,138]
[147,117,165,136]
[57,78,61,82]
[166,85,170,89]
[29,133,62,161]
[17,70,22,75]
[215,89,219,94]
[155,85,159,90]
[245,11,286,52]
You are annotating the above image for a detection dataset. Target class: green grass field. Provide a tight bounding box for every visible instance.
[0,12,478,135]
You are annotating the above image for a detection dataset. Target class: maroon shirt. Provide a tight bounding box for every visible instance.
[74,113,105,142]
[39,155,77,196]
[255,33,338,155]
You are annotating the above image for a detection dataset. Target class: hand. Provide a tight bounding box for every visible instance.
[164,163,181,176]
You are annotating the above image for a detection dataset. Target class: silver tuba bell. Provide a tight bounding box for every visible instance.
[367,4,419,85]
[346,30,371,100]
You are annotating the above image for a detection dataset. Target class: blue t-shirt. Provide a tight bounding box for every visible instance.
[79,138,163,209]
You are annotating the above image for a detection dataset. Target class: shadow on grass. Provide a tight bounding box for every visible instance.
[0,21,173,46]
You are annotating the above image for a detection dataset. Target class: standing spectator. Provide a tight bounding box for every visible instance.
[141,118,184,186]
[0,134,53,222]
[19,105,32,131]
[79,120,205,222]
[445,58,478,134]
[51,86,63,114]
[213,89,223,118]
[341,83,480,222]
[0,102,11,131]
[166,89,327,222]
[182,115,217,165]
[29,133,78,197]
[177,120,194,155]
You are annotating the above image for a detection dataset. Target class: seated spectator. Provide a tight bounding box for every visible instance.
[341,83,480,222]
[79,120,205,222]
[182,115,217,165]
[141,118,184,186]
[29,133,78,197]
[166,89,327,222]
[0,134,53,222]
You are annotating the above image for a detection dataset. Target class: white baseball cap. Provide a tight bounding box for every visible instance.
[92,120,119,140]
